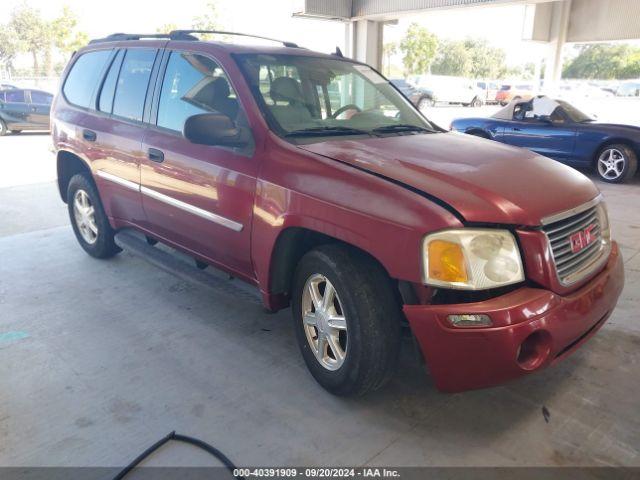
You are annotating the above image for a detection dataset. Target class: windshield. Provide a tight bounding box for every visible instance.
[556,100,593,122]
[235,54,436,139]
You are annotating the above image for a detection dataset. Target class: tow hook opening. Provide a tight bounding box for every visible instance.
[516,330,552,370]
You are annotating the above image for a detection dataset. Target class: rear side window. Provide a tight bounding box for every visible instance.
[157,51,240,132]
[112,49,156,122]
[99,50,125,113]
[5,90,26,103]
[30,91,53,105]
[63,49,112,108]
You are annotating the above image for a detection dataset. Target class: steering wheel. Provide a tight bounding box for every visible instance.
[331,104,362,119]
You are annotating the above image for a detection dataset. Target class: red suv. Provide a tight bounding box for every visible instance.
[52,31,624,396]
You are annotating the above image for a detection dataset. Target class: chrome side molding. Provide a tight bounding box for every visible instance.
[95,170,243,232]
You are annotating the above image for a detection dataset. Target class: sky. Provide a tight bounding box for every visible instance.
[1,0,633,72]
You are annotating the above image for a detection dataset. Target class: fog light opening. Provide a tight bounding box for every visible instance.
[516,330,552,371]
[447,314,492,328]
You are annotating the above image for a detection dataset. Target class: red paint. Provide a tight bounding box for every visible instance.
[52,39,625,392]
[404,243,623,392]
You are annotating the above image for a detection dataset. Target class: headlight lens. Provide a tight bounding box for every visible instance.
[422,229,525,290]
[596,202,611,245]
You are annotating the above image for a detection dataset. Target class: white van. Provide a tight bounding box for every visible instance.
[411,75,484,107]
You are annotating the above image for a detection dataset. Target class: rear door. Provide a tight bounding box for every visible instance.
[91,47,161,224]
[26,90,53,127]
[0,90,30,129]
[140,48,257,276]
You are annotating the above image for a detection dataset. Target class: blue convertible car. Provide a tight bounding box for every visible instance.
[451,96,640,183]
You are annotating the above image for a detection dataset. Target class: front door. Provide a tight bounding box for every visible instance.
[501,102,576,161]
[26,90,53,127]
[141,50,257,278]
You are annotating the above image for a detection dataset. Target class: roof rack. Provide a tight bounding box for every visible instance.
[168,30,300,48]
[89,32,198,44]
[89,30,300,48]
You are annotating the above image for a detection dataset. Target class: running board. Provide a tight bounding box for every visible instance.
[114,229,262,306]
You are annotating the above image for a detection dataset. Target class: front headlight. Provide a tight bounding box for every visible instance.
[596,202,611,245]
[422,229,525,290]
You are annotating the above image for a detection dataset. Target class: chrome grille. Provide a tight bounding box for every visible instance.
[542,200,609,286]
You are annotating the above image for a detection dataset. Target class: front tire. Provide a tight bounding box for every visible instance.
[0,119,7,136]
[291,244,401,396]
[67,174,121,258]
[470,97,482,108]
[596,144,638,183]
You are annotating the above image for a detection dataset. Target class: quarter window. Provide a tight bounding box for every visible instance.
[63,49,112,108]
[112,49,157,122]
[157,51,240,132]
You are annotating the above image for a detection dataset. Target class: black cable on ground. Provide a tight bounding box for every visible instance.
[113,430,244,480]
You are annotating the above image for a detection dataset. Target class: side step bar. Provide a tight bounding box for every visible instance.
[114,229,262,306]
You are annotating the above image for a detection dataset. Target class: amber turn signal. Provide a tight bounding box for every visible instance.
[428,240,468,283]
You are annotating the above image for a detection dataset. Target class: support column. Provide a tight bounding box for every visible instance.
[348,19,383,70]
[544,0,572,88]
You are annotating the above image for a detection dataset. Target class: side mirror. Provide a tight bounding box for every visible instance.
[183,113,249,147]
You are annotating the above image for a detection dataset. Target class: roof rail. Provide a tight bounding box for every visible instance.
[89,32,198,44]
[168,30,300,48]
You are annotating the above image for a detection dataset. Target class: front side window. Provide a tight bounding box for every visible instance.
[236,54,435,139]
[30,91,53,105]
[63,49,112,108]
[157,51,240,132]
[112,48,156,122]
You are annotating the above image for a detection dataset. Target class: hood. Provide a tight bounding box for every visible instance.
[299,132,599,226]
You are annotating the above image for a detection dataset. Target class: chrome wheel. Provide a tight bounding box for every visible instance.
[73,189,98,244]
[598,148,626,181]
[301,274,348,371]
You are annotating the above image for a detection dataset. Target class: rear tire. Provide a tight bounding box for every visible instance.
[67,173,121,259]
[0,119,6,136]
[595,144,638,183]
[291,244,401,396]
[470,97,482,108]
[417,97,435,110]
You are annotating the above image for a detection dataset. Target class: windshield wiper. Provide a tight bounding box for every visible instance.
[284,126,373,138]
[371,124,431,134]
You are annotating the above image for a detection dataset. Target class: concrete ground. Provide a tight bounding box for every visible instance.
[0,128,639,468]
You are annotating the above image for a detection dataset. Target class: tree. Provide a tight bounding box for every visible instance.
[431,39,473,77]
[431,38,507,79]
[9,3,49,76]
[156,23,179,34]
[0,25,19,75]
[563,43,640,79]
[382,42,397,76]
[399,23,438,76]
[192,0,221,40]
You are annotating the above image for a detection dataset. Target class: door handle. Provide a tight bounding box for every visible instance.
[31,107,37,112]
[513,127,522,131]
[147,148,165,163]
[82,129,97,142]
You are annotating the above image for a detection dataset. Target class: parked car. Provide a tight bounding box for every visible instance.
[476,80,500,104]
[0,88,53,135]
[52,32,623,396]
[451,95,640,183]
[495,83,535,105]
[616,81,640,97]
[413,75,483,107]
[390,78,435,110]
[0,83,19,90]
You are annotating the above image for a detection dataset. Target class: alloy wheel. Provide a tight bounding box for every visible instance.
[73,189,98,244]
[598,148,626,181]
[301,274,348,371]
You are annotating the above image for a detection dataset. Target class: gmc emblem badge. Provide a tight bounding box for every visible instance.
[569,224,597,253]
